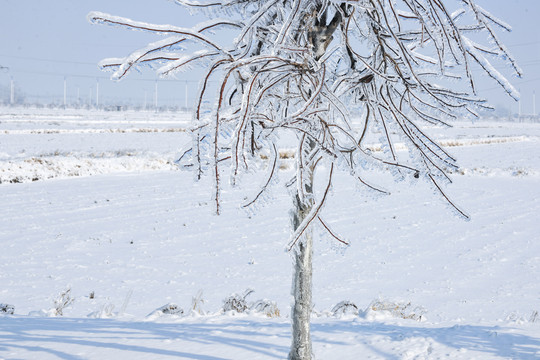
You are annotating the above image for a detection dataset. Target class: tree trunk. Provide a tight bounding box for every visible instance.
[289,214,313,360]
[289,138,316,360]
[289,16,342,358]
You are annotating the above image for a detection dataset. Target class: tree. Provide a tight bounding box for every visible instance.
[89,1,520,358]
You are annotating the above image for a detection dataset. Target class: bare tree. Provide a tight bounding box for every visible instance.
[89,1,520,358]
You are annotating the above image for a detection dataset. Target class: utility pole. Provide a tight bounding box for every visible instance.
[185,81,188,110]
[518,88,522,121]
[0,66,11,105]
[154,80,158,111]
[10,76,14,105]
[96,79,100,108]
[144,91,147,111]
[533,91,536,117]
[63,77,67,108]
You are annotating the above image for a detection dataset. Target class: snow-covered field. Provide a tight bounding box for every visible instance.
[1,107,539,359]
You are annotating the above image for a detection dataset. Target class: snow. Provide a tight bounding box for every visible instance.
[1,107,540,359]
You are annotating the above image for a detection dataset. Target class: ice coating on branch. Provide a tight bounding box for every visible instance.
[462,0,522,77]
[462,37,520,101]
[91,0,521,228]
[450,8,466,21]
[88,12,232,57]
[469,2,512,31]
[157,50,220,77]
[88,11,188,33]
[99,36,186,79]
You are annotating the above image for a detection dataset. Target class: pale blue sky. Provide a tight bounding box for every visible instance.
[0,0,539,113]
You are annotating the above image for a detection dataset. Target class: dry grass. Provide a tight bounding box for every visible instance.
[366,299,426,321]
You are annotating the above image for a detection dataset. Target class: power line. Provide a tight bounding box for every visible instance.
[3,67,202,83]
[507,40,540,48]
[4,49,540,74]
[4,51,540,79]
[479,75,540,93]
[0,54,98,66]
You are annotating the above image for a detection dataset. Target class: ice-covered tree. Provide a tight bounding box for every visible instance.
[89,1,520,358]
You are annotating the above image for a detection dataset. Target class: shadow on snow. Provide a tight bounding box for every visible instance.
[0,316,538,359]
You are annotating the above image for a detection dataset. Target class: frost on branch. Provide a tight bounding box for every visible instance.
[90,0,520,238]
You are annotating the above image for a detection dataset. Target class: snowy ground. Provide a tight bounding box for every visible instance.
[0,107,539,359]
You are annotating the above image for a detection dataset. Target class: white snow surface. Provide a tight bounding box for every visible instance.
[1,107,540,359]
